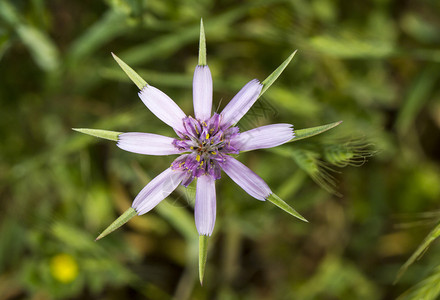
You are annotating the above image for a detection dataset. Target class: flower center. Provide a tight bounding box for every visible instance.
[171,113,239,186]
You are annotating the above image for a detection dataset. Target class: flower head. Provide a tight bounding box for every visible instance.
[116,54,298,236]
[74,19,342,284]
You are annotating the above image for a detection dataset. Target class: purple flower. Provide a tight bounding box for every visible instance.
[116,62,295,237]
[72,20,345,284]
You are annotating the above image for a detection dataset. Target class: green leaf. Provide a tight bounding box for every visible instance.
[267,193,308,222]
[16,25,60,72]
[290,121,343,142]
[260,50,297,97]
[68,10,129,63]
[199,235,209,285]
[72,128,123,141]
[95,207,137,241]
[309,34,394,58]
[395,65,439,135]
[398,264,440,300]
[198,19,207,66]
[0,1,60,72]
[395,222,440,283]
[112,52,148,90]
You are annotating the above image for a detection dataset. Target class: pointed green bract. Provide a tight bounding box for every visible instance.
[72,128,123,141]
[198,19,207,66]
[267,193,308,222]
[290,121,342,143]
[260,50,297,97]
[95,207,137,241]
[111,52,147,90]
[395,222,440,283]
[199,235,209,285]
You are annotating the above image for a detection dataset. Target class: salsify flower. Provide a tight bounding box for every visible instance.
[74,20,342,284]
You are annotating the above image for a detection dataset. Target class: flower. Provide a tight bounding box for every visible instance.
[117,67,295,236]
[74,19,343,284]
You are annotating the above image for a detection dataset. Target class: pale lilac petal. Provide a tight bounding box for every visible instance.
[195,175,216,236]
[220,79,263,128]
[232,124,294,151]
[117,132,182,155]
[132,168,186,215]
[220,156,271,201]
[193,65,213,121]
[138,85,186,132]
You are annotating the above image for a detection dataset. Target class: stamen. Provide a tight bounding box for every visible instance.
[172,114,239,183]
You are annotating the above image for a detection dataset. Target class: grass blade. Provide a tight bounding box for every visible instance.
[395,222,440,283]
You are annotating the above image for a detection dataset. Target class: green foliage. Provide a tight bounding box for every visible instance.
[111,52,148,90]
[198,19,207,66]
[322,138,376,168]
[290,121,342,143]
[398,264,440,300]
[260,50,297,97]
[396,222,440,283]
[72,128,122,141]
[1,0,440,298]
[266,193,308,222]
[95,207,138,241]
[199,235,209,285]
[0,1,60,71]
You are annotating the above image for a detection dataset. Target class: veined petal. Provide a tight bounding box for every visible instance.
[193,65,213,121]
[220,79,263,128]
[138,85,186,132]
[133,168,186,215]
[195,175,216,236]
[233,124,294,151]
[117,132,182,155]
[220,156,271,201]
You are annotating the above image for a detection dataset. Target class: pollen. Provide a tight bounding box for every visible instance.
[206,133,210,139]
[196,154,201,162]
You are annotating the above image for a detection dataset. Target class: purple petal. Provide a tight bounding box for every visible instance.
[193,66,213,121]
[220,79,263,128]
[232,124,294,151]
[117,132,183,155]
[195,175,216,236]
[138,85,186,132]
[132,168,186,215]
[220,156,271,201]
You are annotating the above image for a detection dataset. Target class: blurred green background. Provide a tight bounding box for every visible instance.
[1,0,440,299]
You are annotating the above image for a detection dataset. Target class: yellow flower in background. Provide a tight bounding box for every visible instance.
[50,253,79,283]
